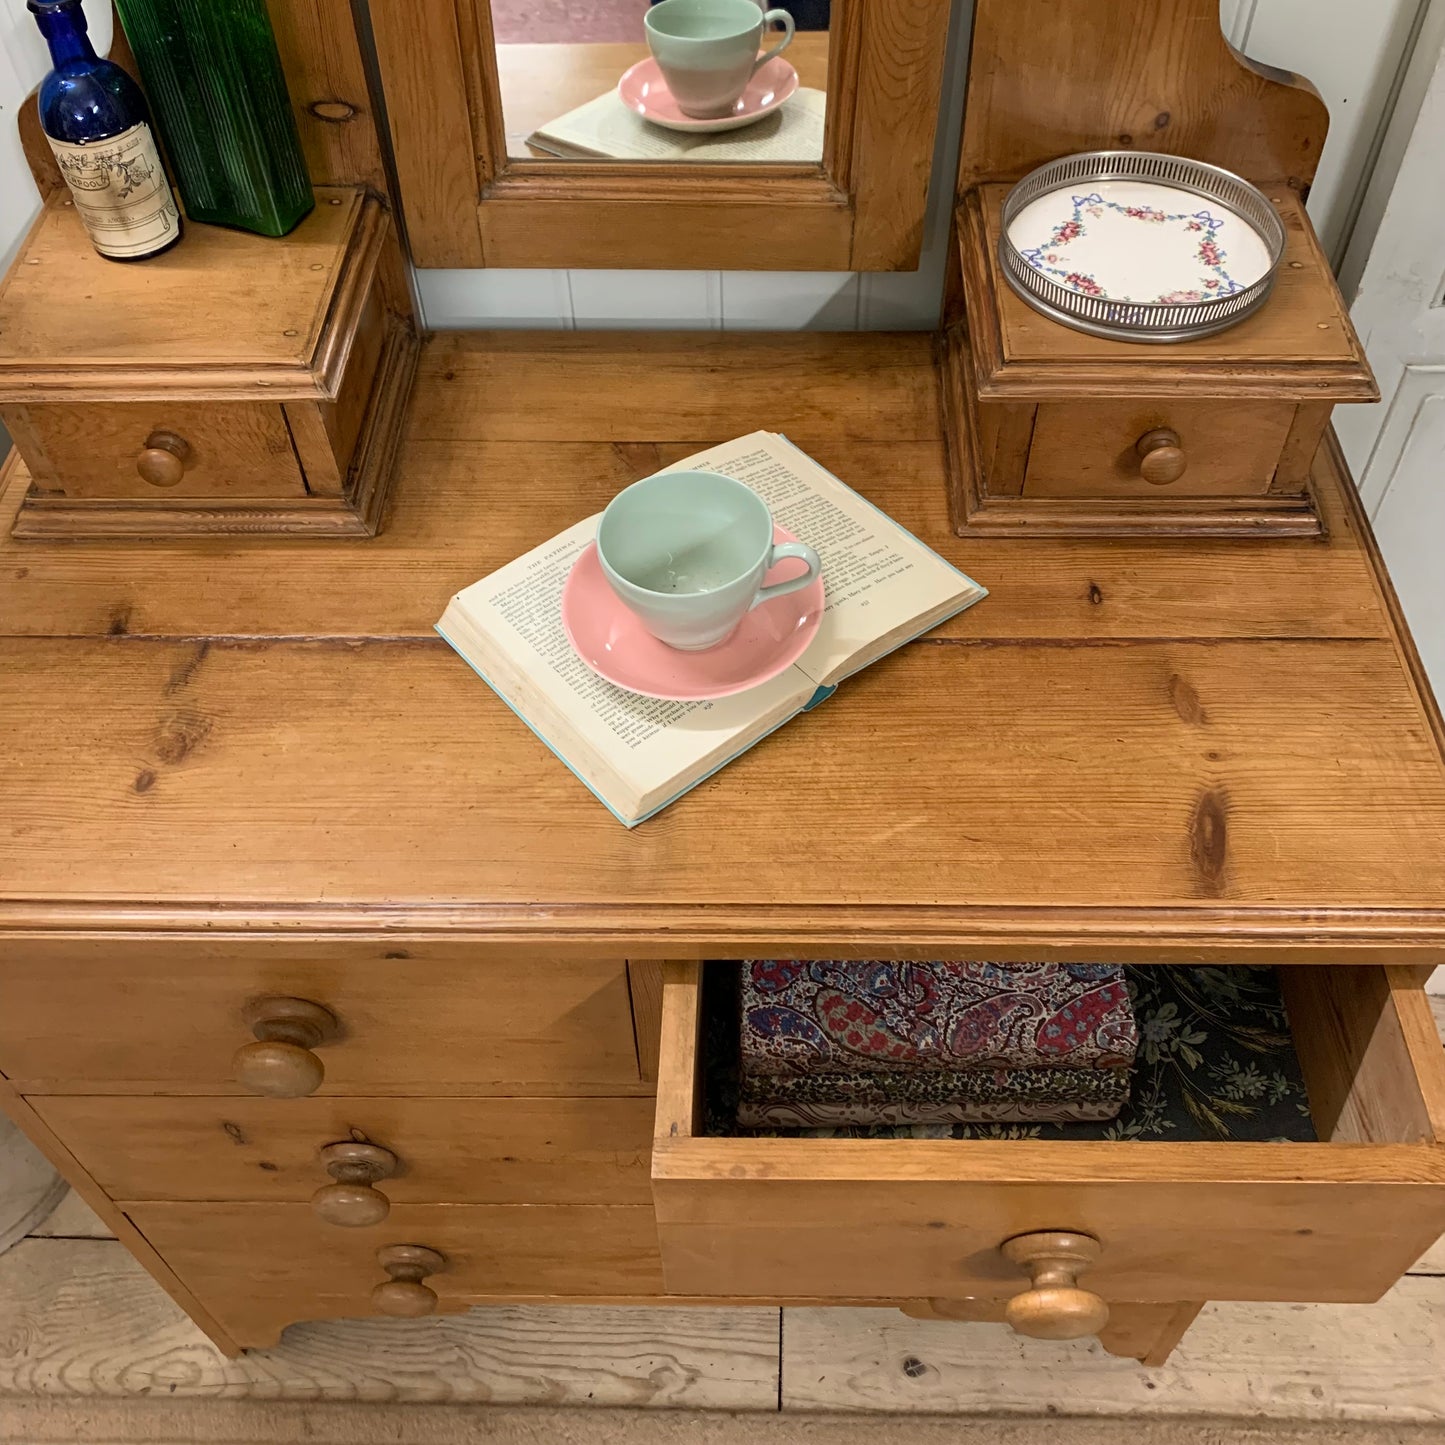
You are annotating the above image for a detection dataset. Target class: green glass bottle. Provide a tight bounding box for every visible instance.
[110,0,314,237]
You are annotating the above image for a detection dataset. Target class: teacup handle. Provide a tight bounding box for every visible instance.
[751,540,821,610]
[753,8,795,72]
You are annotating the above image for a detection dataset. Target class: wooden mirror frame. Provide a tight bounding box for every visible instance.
[368,0,953,270]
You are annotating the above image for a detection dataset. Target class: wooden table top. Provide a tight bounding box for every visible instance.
[497,36,831,158]
[2,331,1444,960]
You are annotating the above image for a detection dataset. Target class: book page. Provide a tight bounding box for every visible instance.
[674,432,985,686]
[528,88,825,163]
[443,517,813,815]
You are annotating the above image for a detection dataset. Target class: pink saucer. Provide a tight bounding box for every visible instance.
[617,55,800,134]
[561,525,824,701]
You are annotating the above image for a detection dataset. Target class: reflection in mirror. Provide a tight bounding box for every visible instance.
[492,0,831,163]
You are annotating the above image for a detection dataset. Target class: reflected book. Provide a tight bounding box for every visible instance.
[526,87,826,162]
[435,431,986,826]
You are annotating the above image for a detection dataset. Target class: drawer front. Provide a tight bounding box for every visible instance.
[13,401,306,499]
[127,1201,664,1349]
[651,963,1445,1307]
[0,941,641,1094]
[1023,401,1295,498]
[34,1094,654,1206]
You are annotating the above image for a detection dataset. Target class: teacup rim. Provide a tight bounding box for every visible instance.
[596,469,773,599]
[644,0,765,42]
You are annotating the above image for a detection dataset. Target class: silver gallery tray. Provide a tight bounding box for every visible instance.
[999,151,1287,343]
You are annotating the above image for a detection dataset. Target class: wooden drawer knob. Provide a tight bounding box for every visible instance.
[313,1140,397,1227]
[1136,427,1187,485]
[233,997,339,1098]
[372,1243,446,1317]
[1001,1231,1110,1340]
[136,430,192,488]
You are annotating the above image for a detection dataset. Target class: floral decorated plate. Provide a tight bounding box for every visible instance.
[998,152,1286,343]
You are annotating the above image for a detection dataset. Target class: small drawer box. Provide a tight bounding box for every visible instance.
[12,401,306,500]
[948,185,1377,536]
[1019,400,1301,499]
[0,186,417,539]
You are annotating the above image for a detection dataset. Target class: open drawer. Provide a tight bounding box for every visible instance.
[651,962,1445,1309]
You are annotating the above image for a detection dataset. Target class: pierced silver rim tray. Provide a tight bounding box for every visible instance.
[998,151,1287,344]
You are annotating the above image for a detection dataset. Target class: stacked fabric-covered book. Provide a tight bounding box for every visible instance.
[737,959,1140,1127]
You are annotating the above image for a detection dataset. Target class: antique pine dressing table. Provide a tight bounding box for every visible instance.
[3,0,1445,1369]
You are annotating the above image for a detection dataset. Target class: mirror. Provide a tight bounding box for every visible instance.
[490,0,832,163]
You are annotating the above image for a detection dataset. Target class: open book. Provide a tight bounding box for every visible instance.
[436,432,986,826]
[527,87,826,162]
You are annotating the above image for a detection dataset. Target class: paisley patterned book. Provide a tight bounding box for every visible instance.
[739,959,1139,1076]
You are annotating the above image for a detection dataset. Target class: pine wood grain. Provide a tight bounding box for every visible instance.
[1,635,1444,955]
[845,0,951,269]
[0,945,640,1095]
[1022,402,1295,499]
[33,1095,654,1205]
[956,0,1330,195]
[408,333,942,443]
[367,1,486,268]
[262,0,386,191]
[0,432,1391,645]
[125,1201,667,1347]
[0,1239,779,1406]
[628,961,666,1085]
[11,402,306,499]
[1282,968,1445,1144]
[0,191,366,398]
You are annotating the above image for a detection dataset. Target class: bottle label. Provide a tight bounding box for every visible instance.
[46,122,180,259]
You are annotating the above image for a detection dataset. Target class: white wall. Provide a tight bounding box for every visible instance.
[0,0,110,269]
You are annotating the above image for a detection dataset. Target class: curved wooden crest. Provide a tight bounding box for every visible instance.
[957,0,1330,194]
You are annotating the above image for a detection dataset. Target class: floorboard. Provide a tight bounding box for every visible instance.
[0,1240,779,1409]
[780,1283,1445,1419]
[27,1190,114,1240]
[8,1401,1445,1445]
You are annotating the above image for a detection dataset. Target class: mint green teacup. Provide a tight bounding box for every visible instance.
[596,470,821,651]
[645,0,795,119]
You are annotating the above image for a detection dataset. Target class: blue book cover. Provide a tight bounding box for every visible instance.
[436,432,986,826]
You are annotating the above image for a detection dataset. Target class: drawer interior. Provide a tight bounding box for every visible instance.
[651,961,1445,1303]
[699,962,1320,1143]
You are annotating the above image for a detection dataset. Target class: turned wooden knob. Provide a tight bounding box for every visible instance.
[372,1244,446,1317]
[312,1141,397,1227]
[1001,1231,1110,1340]
[136,430,191,488]
[1136,427,1186,485]
[233,997,339,1098]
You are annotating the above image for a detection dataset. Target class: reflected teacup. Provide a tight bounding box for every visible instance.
[595,469,821,651]
[644,0,795,118]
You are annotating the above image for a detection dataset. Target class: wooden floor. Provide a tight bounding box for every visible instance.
[3,996,1443,1421]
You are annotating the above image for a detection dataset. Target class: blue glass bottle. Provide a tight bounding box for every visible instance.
[29,0,181,261]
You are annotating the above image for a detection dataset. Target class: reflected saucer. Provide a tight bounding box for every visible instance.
[617,56,800,134]
[561,525,825,701]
